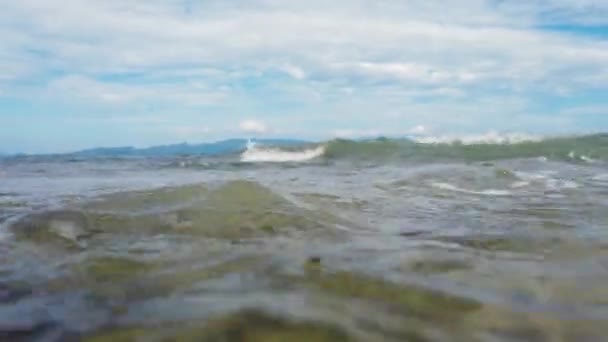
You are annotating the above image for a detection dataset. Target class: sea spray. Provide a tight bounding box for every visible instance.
[241,140,326,162]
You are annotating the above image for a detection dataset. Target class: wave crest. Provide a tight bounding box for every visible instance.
[240,143,325,163]
[323,133,608,162]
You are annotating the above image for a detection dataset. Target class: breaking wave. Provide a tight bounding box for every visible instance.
[230,133,608,163]
[322,133,608,162]
[240,140,325,163]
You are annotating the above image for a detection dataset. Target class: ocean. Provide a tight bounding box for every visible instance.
[1,134,608,341]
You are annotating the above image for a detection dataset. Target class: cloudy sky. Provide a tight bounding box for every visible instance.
[1,0,607,153]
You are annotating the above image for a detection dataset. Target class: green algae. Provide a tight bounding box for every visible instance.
[10,210,91,250]
[76,257,157,283]
[84,310,353,342]
[296,270,481,322]
[174,309,353,342]
[494,168,517,179]
[84,184,209,213]
[10,180,346,243]
[146,256,264,296]
[49,255,265,304]
[294,192,370,211]
[0,200,26,208]
[83,328,153,342]
[436,235,534,253]
[407,258,472,274]
[259,224,276,234]
[0,280,32,303]
[166,181,344,239]
[464,304,608,342]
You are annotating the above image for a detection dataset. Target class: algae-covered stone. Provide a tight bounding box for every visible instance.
[173,309,353,342]
[170,180,343,239]
[84,184,208,213]
[10,210,91,250]
[76,257,157,283]
[407,258,472,275]
[0,280,32,303]
[83,328,155,342]
[11,181,346,241]
[495,168,517,179]
[436,235,532,253]
[144,256,264,297]
[299,271,481,322]
[84,310,352,342]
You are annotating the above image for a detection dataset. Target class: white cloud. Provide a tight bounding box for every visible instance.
[409,125,428,135]
[280,64,306,80]
[239,119,268,134]
[0,0,607,146]
[47,75,227,105]
[2,0,606,92]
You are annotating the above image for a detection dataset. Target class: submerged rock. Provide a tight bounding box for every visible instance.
[166,180,345,239]
[0,322,63,342]
[75,257,157,283]
[83,184,209,213]
[406,258,472,275]
[303,271,481,322]
[0,281,32,304]
[10,210,91,250]
[84,309,353,342]
[10,181,347,243]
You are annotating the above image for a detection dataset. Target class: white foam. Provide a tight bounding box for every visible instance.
[240,144,325,163]
[593,174,608,182]
[514,172,548,181]
[515,172,578,190]
[546,178,578,190]
[431,182,512,196]
[510,181,530,189]
[568,151,576,159]
[415,131,542,145]
[568,151,596,163]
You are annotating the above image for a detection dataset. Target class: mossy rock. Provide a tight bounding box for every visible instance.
[0,200,26,208]
[407,259,472,274]
[297,271,481,322]
[84,310,352,342]
[141,256,264,298]
[172,208,325,239]
[44,256,162,305]
[75,257,158,283]
[436,236,532,253]
[10,210,91,250]
[204,181,286,209]
[494,168,517,179]
[174,309,353,342]
[81,180,343,240]
[72,256,262,302]
[84,184,209,213]
[0,280,32,304]
[83,328,154,342]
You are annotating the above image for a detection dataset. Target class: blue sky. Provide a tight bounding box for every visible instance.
[1,0,608,153]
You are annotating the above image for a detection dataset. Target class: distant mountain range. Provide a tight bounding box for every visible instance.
[67,138,311,157]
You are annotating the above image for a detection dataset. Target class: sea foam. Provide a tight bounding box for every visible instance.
[414,131,543,145]
[240,140,325,163]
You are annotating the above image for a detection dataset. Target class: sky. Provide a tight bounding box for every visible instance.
[1,0,608,153]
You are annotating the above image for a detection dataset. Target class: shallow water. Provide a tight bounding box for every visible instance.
[1,153,608,341]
